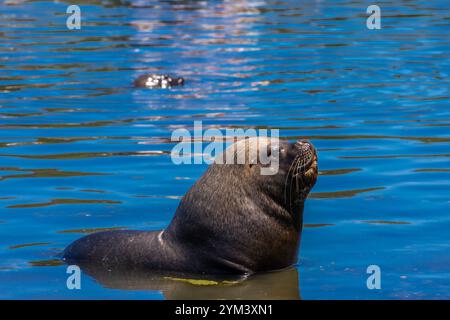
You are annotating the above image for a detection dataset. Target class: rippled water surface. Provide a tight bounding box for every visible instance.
[0,0,449,299]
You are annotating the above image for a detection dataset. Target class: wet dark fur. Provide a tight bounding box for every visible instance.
[63,139,318,275]
[133,74,184,88]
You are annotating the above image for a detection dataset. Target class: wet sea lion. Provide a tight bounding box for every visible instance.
[63,137,318,275]
[133,74,185,88]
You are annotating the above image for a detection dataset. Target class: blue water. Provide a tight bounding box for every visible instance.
[0,0,449,299]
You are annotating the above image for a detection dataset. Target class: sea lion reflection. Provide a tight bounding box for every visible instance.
[79,264,300,300]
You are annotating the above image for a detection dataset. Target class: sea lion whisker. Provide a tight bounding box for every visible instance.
[288,155,302,215]
[295,166,300,193]
[292,150,315,203]
[284,154,301,208]
[284,159,295,211]
[284,155,298,197]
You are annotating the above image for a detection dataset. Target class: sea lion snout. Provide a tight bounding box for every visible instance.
[292,140,316,172]
[295,139,311,147]
[295,139,315,155]
[282,139,318,204]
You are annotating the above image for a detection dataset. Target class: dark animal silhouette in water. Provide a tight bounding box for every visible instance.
[133,74,185,88]
[63,138,318,276]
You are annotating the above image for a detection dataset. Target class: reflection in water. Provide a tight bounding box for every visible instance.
[7,198,121,209]
[0,151,168,160]
[0,167,106,181]
[57,227,126,234]
[76,263,300,300]
[304,224,334,228]
[310,187,384,199]
[319,168,361,176]
[413,168,450,173]
[9,242,51,250]
[340,154,450,159]
[29,259,64,267]
[362,221,411,225]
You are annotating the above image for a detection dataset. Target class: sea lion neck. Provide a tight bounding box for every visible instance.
[253,183,305,231]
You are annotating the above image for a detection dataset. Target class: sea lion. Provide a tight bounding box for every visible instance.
[62,137,318,275]
[133,74,185,88]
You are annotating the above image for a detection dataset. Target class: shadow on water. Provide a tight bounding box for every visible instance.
[72,263,300,300]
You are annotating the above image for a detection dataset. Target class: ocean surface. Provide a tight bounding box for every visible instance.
[0,0,449,299]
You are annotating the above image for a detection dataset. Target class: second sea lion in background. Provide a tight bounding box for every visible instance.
[133,74,185,88]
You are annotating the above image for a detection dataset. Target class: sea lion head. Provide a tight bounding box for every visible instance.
[265,138,318,210]
[133,74,185,88]
[217,137,318,212]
